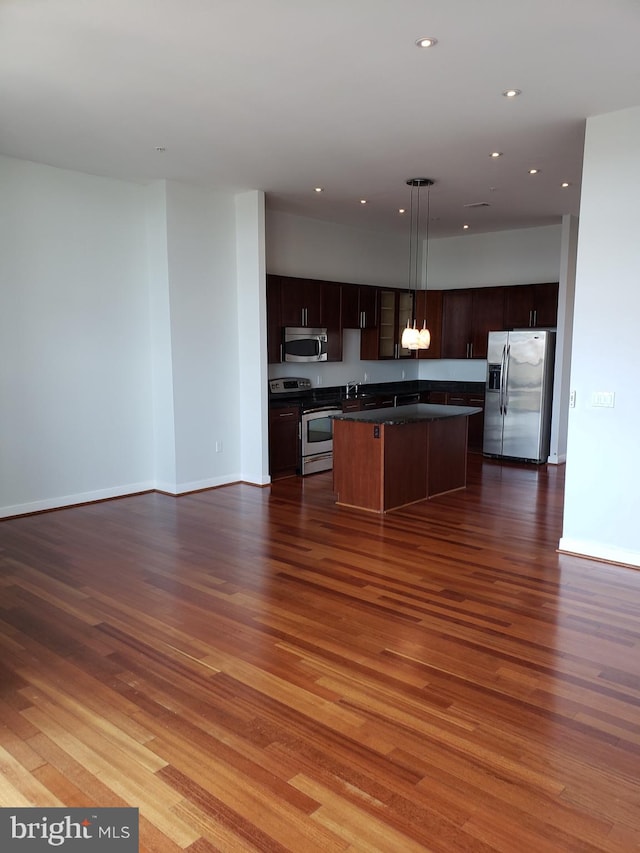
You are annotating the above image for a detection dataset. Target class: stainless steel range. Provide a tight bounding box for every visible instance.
[300,403,341,475]
[269,377,341,476]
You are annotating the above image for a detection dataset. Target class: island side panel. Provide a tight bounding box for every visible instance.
[427,416,469,498]
[382,422,429,511]
[333,419,384,512]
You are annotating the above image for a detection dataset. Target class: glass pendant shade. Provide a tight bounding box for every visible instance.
[401,319,420,349]
[417,323,431,349]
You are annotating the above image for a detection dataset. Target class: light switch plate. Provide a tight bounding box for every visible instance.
[591,391,615,408]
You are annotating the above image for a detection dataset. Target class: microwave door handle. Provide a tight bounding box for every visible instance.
[316,336,322,360]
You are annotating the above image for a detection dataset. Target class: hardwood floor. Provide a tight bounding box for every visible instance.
[1,455,640,851]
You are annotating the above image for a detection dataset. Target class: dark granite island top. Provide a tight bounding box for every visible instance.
[331,404,481,513]
[332,403,482,425]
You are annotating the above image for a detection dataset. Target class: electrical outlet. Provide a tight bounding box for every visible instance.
[363,372,369,382]
[401,369,406,380]
[215,441,223,453]
[569,390,576,408]
[316,375,322,386]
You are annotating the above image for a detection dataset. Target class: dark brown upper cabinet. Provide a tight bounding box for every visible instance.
[361,289,414,360]
[279,277,322,328]
[341,283,378,330]
[441,287,505,359]
[503,282,559,329]
[266,274,282,364]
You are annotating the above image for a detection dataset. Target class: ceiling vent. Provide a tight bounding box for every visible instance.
[463,202,491,208]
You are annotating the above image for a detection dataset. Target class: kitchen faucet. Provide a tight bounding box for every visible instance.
[345,380,359,396]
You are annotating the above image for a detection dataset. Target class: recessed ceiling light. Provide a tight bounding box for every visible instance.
[490,151,503,158]
[561,181,571,188]
[528,168,540,175]
[314,187,323,193]
[360,199,367,205]
[398,208,406,214]
[463,224,470,230]
[415,37,438,48]
[502,89,521,98]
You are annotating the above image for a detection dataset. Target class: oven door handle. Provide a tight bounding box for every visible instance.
[302,406,341,414]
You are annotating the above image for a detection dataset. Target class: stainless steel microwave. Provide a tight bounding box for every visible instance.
[282,327,328,362]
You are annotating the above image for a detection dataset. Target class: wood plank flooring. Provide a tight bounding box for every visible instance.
[1,455,640,851]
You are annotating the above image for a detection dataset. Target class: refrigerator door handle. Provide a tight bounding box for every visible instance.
[499,344,507,414]
[504,344,511,414]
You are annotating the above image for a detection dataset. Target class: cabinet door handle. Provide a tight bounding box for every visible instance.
[360,310,365,328]
[533,309,537,326]
[529,309,533,327]
[279,412,295,418]
[469,342,473,358]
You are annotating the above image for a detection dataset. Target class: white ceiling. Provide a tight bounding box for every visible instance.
[1,0,639,238]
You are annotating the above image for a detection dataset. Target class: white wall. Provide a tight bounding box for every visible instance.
[549,214,578,464]
[0,158,253,516]
[267,210,407,286]
[163,180,241,491]
[268,208,562,291]
[236,190,270,484]
[560,106,640,567]
[146,181,176,492]
[429,225,562,289]
[0,156,154,516]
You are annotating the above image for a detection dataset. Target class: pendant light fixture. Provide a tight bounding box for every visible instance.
[401,177,434,350]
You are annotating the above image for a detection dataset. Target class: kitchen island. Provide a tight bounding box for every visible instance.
[331,403,481,513]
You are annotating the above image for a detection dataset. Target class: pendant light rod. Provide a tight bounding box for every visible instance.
[401,178,434,351]
[406,178,433,293]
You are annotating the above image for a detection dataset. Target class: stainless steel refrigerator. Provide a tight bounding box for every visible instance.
[483,329,556,463]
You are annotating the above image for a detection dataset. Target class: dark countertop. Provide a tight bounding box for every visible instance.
[268,379,485,409]
[331,403,482,424]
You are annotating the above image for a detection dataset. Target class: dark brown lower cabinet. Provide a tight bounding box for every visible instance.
[269,406,299,479]
[429,390,485,451]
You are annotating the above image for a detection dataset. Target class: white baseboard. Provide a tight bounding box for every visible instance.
[157,472,269,495]
[547,453,566,464]
[0,481,156,519]
[2,473,273,518]
[558,537,640,569]
[167,473,244,495]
